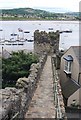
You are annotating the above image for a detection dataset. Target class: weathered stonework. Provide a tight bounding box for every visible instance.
[51,55,67,119]
[1,52,47,119]
[1,30,66,120]
[34,30,60,55]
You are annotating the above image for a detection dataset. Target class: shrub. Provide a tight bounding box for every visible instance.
[2,51,39,88]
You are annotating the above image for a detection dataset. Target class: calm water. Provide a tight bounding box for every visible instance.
[0,21,79,52]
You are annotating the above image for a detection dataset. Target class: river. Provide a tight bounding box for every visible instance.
[0,21,79,52]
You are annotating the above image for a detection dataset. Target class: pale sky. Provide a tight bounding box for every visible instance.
[0,0,80,12]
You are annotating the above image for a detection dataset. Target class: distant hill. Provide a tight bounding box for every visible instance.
[0,7,80,20]
[0,8,57,17]
[64,12,79,17]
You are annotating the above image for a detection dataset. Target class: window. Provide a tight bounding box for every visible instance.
[64,61,72,74]
[63,55,73,74]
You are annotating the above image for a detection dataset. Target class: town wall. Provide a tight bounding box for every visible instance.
[34,30,60,55]
[1,52,47,119]
[1,30,66,119]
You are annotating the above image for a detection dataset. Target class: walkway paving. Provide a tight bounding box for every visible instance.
[25,56,55,118]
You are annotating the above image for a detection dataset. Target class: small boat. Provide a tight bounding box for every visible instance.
[59,30,72,34]
[0,39,5,43]
[64,30,72,33]
[48,28,53,30]
[18,43,24,45]
[17,41,24,45]
[10,33,18,42]
[5,41,24,46]
[5,40,10,42]
[27,39,34,42]
[59,31,63,34]
[24,31,30,33]
[11,33,17,36]
[1,43,5,45]
[5,43,12,45]
[9,39,16,42]
[0,29,3,31]
[18,39,26,42]
[12,43,18,45]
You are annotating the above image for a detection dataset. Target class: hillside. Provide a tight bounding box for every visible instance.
[64,12,79,17]
[0,8,79,20]
[1,8,57,17]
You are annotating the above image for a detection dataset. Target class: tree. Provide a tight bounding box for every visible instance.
[2,51,39,88]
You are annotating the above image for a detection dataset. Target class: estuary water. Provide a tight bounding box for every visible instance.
[0,20,79,52]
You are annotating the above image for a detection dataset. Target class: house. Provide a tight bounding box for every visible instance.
[60,46,81,107]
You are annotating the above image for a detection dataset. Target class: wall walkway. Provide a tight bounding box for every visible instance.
[25,56,55,118]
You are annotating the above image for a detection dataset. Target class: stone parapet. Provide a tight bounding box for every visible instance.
[0,52,47,119]
[51,55,67,119]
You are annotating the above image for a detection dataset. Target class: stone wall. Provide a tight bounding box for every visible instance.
[1,30,65,120]
[1,52,47,119]
[51,55,67,119]
[34,30,60,55]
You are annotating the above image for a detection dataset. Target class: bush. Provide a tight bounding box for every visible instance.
[2,51,39,88]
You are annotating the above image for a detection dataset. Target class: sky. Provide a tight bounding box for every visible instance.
[0,0,80,12]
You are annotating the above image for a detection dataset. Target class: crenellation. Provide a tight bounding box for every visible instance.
[34,30,60,55]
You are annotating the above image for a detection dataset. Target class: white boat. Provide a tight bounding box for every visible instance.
[0,29,32,45]
[0,39,5,43]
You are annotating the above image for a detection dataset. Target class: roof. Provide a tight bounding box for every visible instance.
[71,46,81,67]
[63,55,73,61]
[62,78,80,98]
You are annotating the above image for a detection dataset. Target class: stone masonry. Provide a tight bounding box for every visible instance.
[0,30,66,120]
[34,30,60,55]
[1,52,47,119]
[25,56,55,118]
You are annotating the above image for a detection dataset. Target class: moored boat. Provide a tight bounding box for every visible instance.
[27,39,34,42]
[59,29,72,34]
[48,28,53,30]
[24,31,30,33]
[0,29,3,31]
[64,30,72,33]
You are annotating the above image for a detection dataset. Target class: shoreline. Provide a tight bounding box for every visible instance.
[0,20,79,21]
[0,18,79,21]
